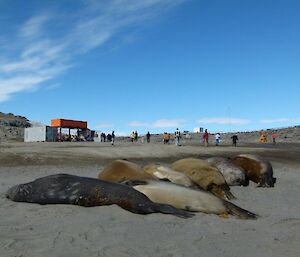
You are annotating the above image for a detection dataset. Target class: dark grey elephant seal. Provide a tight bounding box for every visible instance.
[6,174,194,218]
[232,154,276,187]
[207,157,247,186]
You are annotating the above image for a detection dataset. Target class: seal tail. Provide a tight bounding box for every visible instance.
[223,201,258,220]
[224,190,236,200]
[153,203,195,219]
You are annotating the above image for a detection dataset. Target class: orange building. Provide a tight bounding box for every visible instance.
[51,119,87,130]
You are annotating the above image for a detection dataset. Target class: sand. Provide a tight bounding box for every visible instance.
[0,141,300,257]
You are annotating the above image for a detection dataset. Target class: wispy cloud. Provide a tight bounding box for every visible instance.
[19,15,51,40]
[95,122,114,129]
[260,118,300,124]
[129,119,186,128]
[0,0,186,102]
[46,83,62,91]
[197,117,251,125]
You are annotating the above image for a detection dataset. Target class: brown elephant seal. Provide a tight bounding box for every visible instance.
[123,179,257,219]
[232,154,276,187]
[171,158,235,200]
[144,164,195,187]
[6,174,194,218]
[207,157,247,186]
[98,159,157,182]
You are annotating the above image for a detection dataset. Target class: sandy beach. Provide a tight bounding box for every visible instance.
[0,141,300,257]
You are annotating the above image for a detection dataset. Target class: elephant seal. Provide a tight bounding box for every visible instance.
[171,158,235,200]
[6,174,194,218]
[123,179,257,219]
[98,159,157,182]
[232,154,276,187]
[143,164,195,187]
[207,157,247,186]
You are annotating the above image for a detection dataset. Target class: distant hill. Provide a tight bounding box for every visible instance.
[0,112,31,142]
[1,111,299,143]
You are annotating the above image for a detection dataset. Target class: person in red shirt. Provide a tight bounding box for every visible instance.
[272,132,277,144]
[203,129,209,146]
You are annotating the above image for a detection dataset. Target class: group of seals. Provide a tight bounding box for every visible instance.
[232,154,276,187]
[6,174,194,218]
[98,159,257,219]
[207,154,276,188]
[6,153,275,219]
[171,158,235,200]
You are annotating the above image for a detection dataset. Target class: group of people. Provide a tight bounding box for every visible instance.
[163,132,172,144]
[96,129,278,147]
[172,128,239,147]
[206,129,239,146]
[130,131,138,143]
[99,131,115,145]
[130,131,151,143]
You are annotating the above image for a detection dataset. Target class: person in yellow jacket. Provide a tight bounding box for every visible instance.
[130,132,135,143]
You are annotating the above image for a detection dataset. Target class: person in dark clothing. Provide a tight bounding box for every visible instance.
[231,134,239,146]
[111,131,115,145]
[146,131,151,143]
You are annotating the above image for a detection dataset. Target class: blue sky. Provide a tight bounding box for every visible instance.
[0,0,300,135]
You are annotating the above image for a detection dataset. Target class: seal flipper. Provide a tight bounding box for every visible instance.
[152,203,195,219]
[223,201,258,220]
[224,190,236,200]
[210,185,236,200]
[122,179,149,187]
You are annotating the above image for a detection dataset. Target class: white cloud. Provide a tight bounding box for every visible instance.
[198,117,250,125]
[128,121,149,127]
[0,0,187,102]
[46,83,61,91]
[95,122,114,129]
[260,118,300,124]
[153,119,185,128]
[19,15,50,39]
[129,119,185,128]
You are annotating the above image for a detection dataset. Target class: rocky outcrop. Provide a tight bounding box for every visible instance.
[0,112,31,142]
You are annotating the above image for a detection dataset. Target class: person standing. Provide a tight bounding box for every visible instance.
[272,132,277,144]
[215,133,221,146]
[163,132,168,144]
[203,129,209,146]
[135,131,138,142]
[231,134,239,146]
[146,131,151,143]
[130,131,135,143]
[174,128,181,146]
[111,131,115,145]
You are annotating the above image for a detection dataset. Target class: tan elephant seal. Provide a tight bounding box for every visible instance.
[98,159,157,183]
[207,157,247,186]
[144,164,195,187]
[171,158,235,200]
[232,154,276,187]
[123,179,257,219]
